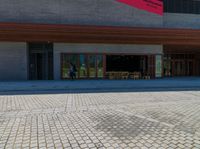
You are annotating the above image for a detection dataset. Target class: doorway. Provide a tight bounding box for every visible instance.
[29,43,53,80]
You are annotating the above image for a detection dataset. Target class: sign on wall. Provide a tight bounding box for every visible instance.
[117,0,163,16]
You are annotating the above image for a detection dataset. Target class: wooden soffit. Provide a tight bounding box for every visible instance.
[1,22,200,45]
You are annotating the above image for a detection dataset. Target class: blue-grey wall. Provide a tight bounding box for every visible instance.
[164,13,200,29]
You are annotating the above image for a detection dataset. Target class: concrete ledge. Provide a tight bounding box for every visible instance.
[1,77,200,92]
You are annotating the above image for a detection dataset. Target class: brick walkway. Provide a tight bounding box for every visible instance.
[0,90,200,148]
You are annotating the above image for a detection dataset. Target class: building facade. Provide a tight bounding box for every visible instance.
[0,0,200,80]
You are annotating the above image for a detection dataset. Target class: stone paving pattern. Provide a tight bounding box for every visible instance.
[0,91,200,149]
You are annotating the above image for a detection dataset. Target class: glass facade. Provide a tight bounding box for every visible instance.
[61,52,200,79]
[61,54,79,79]
[97,55,104,78]
[164,54,195,77]
[61,54,161,80]
[88,55,96,78]
[61,54,104,79]
[79,54,88,78]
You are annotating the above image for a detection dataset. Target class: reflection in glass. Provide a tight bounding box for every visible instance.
[69,55,78,78]
[62,54,104,79]
[97,55,103,78]
[164,59,171,77]
[79,54,87,78]
[62,54,78,79]
[62,54,70,79]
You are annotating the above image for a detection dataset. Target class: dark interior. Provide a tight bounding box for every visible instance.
[29,43,53,80]
[106,55,145,72]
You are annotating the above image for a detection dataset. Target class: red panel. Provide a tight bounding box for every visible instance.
[117,0,163,16]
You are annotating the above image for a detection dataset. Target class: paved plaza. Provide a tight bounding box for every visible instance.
[0,81,200,148]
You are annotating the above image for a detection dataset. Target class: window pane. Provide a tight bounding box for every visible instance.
[62,54,78,79]
[79,54,87,78]
[97,55,103,78]
[62,54,70,79]
[164,59,171,77]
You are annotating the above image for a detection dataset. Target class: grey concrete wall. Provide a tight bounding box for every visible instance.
[0,42,27,80]
[2,0,200,29]
[0,0,162,27]
[54,43,163,80]
[163,13,200,29]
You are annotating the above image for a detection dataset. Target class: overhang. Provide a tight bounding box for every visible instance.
[0,22,200,45]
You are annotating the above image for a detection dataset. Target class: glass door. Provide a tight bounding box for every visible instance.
[29,43,53,80]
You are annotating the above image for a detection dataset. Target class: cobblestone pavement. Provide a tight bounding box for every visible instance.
[0,90,200,149]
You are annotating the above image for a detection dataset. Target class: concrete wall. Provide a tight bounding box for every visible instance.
[54,43,163,80]
[2,0,200,29]
[0,0,162,27]
[0,42,27,80]
[163,13,200,29]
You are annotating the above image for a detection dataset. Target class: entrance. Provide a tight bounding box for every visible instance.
[29,43,53,80]
[106,55,155,79]
[163,45,200,77]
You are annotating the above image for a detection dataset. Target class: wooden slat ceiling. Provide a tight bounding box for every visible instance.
[0,22,200,45]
